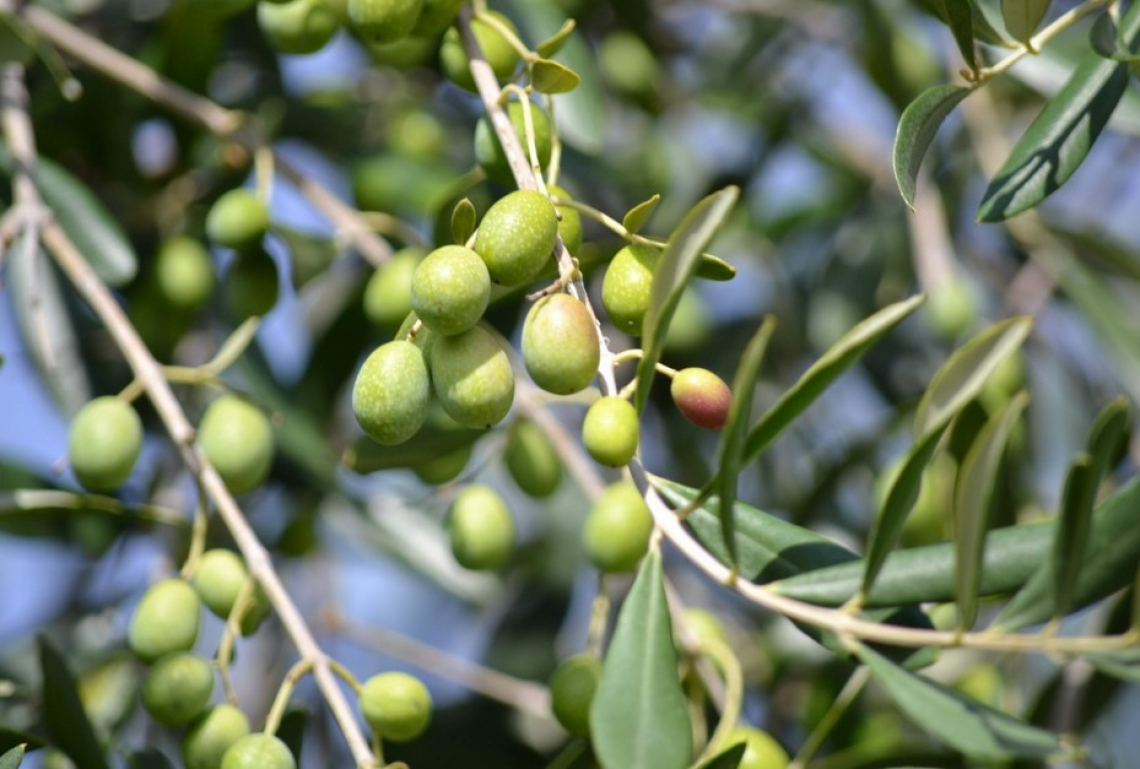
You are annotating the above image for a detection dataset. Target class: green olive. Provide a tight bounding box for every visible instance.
[473,190,558,287]
[364,248,424,329]
[348,0,423,43]
[504,418,562,498]
[439,11,520,92]
[155,236,215,311]
[723,726,790,769]
[206,190,269,251]
[198,396,275,494]
[581,396,639,467]
[430,325,514,429]
[549,654,600,737]
[582,482,652,573]
[352,339,432,445]
[219,733,296,769]
[521,293,599,395]
[128,578,201,663]
[412,443,472,485]
[448,484,514,570]
[601,244,659,336]
[547,184,582,255]
[189,548,271,635]
[412,0,464,36]
[359,672,433,742]
[182,704,252,769]
[68,396,143,492]
[473,101,552,185]
[258,0,341,54]
[670,368,732,430]
[410,245,491,336]
[142,653,215,726]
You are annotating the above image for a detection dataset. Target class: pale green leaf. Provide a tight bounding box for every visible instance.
[893,85,972,209]
[451,197,477,246]
[695,252,736,281]
[531,58,580,93]
[535,18,575,58]
[0,745,25,769]
[1051,453,1098,619]
[622,194,660,235]
[1002,0,1051,44]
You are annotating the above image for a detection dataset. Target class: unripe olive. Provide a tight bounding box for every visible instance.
[387,109,446,159]
[68,396,143,492]
[412,443,472,485]
[670,368,732,430]
[359,672,432,742]
[724,726,790,769]
[220,733,296,769]
[681,608,729,650]
[128,578,201,663]
[521,294,599,395]
[352,340,432,445]
[581,396,639,467]
[142,653,214,726]
[601,244,659,336]
[548,184,582,256]
[258,0,341,55]
[473,190,558,287]
[349,0,422,43]
[364,249,422,329]
[439,11,520,92]
[183,704,252,769]
[410,245,491,336]
[549,654,600,737]
[430,325,514,429]
[206,190,268,251]
[223,247,279,320]
[155,236,215,311]
[198,396,275,494]
[473,101,552,185]
[505,419,562,498]
[412,0,464,36]
[582,481,653,573]
[192,549,262,626]
[448,484,513,570]
[599,30,660,99]
[926,277,976,339]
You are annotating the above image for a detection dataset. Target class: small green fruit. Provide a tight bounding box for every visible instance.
[349,0,423,43]
[439,11,520,92]
[191,548,269,635]
[473,101,552,185]
[724,726,790,769]
[155,236,215,311]
[198,396,275,494]
[601,244,659,336]
[258,0,341,55]
[430,325,514,429]
[448,484,514,570]
[670,368,732,430]
[412,443,472,485]
[582,481,652,573]
[129,578,201,663]
[505,419,562,498]
[681,608,729,650]
[142,653,214,726]
[412,0,464,35]
[359,672,433,742]
[521,293,599,395]
[926,277,976,339]
[549,654,600,737]
[183,704,252,769]
[410,245,491,336]
[599,31,660,99]
[68,396,143,492]
[352,340,432,445]
[363,248,423,329]
[473,190,558,287]
[220,733,296,769]
[581,396,639,467]
[206,190,268,251]
[223,247,279,319]
[548,184,582,255]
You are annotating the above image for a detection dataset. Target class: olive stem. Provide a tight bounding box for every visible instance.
[688,637,744,766]
[0,489,187,528]
[179,482,211,580]
[264,658,314,736]
[254,145,275,206]
[787,666,870,769]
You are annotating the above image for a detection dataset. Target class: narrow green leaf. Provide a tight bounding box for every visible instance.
[635,187,738,413]
[893,85,972,209]
[858,643,1062,760]
[913,316,1033,440]
[977,1,1140,221]
[1085,647,1140,682]
[694,252,736,281]
[937,0,979,69]
[531,58,581,93]
[127,750,174,769]
[696,743,745,769]
[1002,0,1050,45]
[590,551,692,769]
[0,731,44,755]
[862,425,948,597]
[917,0,1007,47]
[1090,12,1120,60]
[0,745,25,769]
[996,476,1140,629]
[1051,454,1098,618]
[954,391,1029,631]
[716,316,777,569]
[535,18,575,58]
[1086,397,1130,478]
[38,637,111,769]
[745,295,925,464]
[451,197,477,246]
[622,194,660,235]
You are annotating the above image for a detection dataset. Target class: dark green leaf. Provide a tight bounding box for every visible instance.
[451,197,477,246]
[697,743,745,769]
[1002,0,1050,45]
[745,295,925,464]
[531,58,581,93]
[535,18,576,58]
[914,316,1033,440]
[1086,397,1130,479]
[954,391,1029,631]
[0,731,43,756]
[858,643,1063,760]
[893,85,972,209]
[938,0,979,69]
[622,194,660,235]
[918,0,1008,46]
[862,425,948,597]
[715,316,777,569]
[0,745,25,769]
[127,750,174,769]
[39,637,111,769]
[1090,12,1120,59]
[694,252,736,281]
[590,551,692,769]
[635,186,738,413]
[1051,454,1098,619]
[1085,647,1140,682]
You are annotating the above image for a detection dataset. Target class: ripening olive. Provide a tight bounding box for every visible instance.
[359,672,433,742]
[473,190,558,287]
[448,484,514,570]
[182,705,252,769]
[348,0,422,43]
[473,100,553,185]
[352,340,432,445]
[670,368,732,430]
[521,293,599,395]
[505,419,562,498]
[723,726,790,769]
[219,733,296,769]
[412,0,464,35]
[206,190,268,251]
[581,396,639,467]
[142,653,215,726]
[412,443,472,485]
[198,396,275,494]
[601,244,659,336]
[430,325,514,429]
[258,0,341,55]
[439,11,520,92]
[223,247,279,320]
[582,481,653,573]
[155,236,215,311]
[549,654,600,737]
[547,184,582,256]
[68,397,143,492]
[129,578,201,663]
[410,245,491,336]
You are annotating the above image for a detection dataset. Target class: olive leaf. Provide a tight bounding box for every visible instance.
[695,252,736,281]
[893,85,972,209]
[451,197,477,246]
[535,18,576,58]
[0,744,26,769]
[1001,0,1050,45]
[39,637,111,769]
[1050,453,1098,619]
[622,194,660,234]
[935,0,980,69]
[695,744,745,769]
[531,58,580,93]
